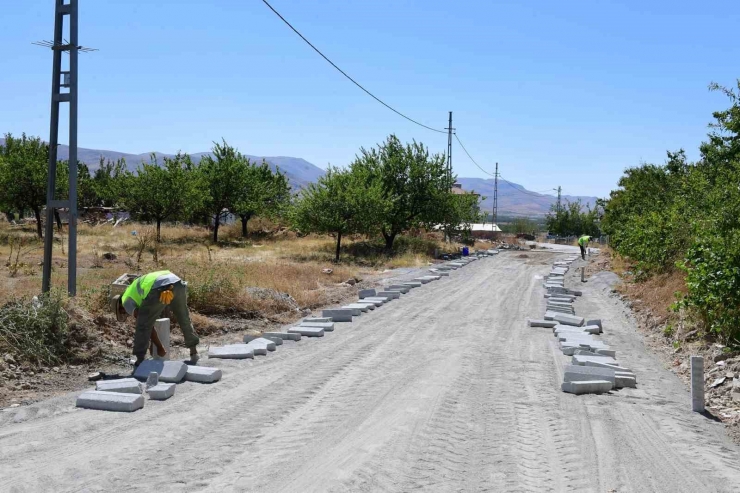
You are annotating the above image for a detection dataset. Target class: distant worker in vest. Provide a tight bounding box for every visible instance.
[111,270,200,368]
[578,235,592,260]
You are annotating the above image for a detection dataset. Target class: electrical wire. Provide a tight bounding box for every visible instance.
[453,134,496,177]
[261,0,446,134]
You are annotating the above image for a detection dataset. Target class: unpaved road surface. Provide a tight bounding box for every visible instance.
[2,251,740,492]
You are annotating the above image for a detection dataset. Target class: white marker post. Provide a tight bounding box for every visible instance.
[691,356,705,412]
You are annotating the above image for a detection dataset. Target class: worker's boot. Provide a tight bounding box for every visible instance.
[189,347,200,364]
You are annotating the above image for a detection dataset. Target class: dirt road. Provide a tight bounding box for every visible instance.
[2,251,740,492]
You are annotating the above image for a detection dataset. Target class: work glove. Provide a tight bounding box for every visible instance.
[159,287,174,305]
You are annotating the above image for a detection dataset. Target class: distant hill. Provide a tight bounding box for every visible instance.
[456,177,598,217]
[0,138,597,216]
[0,138,324,191]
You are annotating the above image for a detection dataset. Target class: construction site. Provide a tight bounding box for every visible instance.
[3,1,740,492]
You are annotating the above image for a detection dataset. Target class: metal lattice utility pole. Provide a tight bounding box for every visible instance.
[37,0,95,295]
[556,186,562,214]
[493,162,499,237]
[445,111,454,187]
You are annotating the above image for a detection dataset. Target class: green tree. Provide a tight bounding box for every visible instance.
[546,199,600,237]
[198,141,251,243]
[292,165,378,261]
[356,135,449,251]
[438,190,483,242]
[92,157,128,207]
[234,161,291,237]
[0,134,51,238]
[123,153,202,241]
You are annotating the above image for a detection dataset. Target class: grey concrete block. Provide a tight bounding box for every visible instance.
[76,390,145,412]
[263,336,284,345]
[615,371,637,383]
[358,289,376,299]
[414,277,432,284]
[402,282,423,288]
[322,309,353,322]
[388,285,411,293]
[586,319,603,330]
[208,345,255,359]
[185,365,222,383]
[594,348,617,358]
[148,382,176,400]
[554,313,585,327]
[434,270,450,276]
[264,332,301,341]
[584,361,631,372]
[564,364,615,378]
[300,321,335,331]
[95,378,143,394]
[583,325,601,335]
[528,319,557,328]
[304,317,333,323]
[615,375,636,388]
[561,380,613,395]
[564,371,615,389]
[691,355,705,412]
[421,275,442,281]
[248,337,278,351]
[354,301,377,309]
[376,291,401,300]
[358,299,384,306]
[544,311,557,320]
[342,304,369,314]
[288,326,324,337]
[133,360,187,383]
[572,354,619,366]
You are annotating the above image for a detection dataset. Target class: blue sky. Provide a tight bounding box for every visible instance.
[1,0,738,197]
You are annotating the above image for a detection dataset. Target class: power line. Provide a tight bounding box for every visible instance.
[453,134,496,177]
[261,0,446,134]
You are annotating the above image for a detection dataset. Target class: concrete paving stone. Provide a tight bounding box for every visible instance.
[388,285,412,293]
[263,332,301,341]
[615,375,637,388]
[364,296,390,304]
[185,365,222,383]
[547,306,575,314]
[76,390,146,412]
[322,309,354,322]
[564,364,616,381]
[402,282,423,288]
[413,278,432,284]
[564,371,615,389]
[358,289,376,299]
[249,337,278,350]
[147,382,176,400]
[584,361,631,372]
[615,371,637,383]
[227,343,267,356]
[554,313,585,327]
[548,301,574,308]
[95,378,143,394]
[544,311,558,320]
[341,305,367,315]
[594,348,617,357]
[421,275,442,281]
[208,345,255,359]
[300,321,335,331]
[528,319,557,328]
[435,265,453,271]
[263,336,284,345]
[377,291,401,300]
[133,360,187,383]
[573,354,619,366]
[288,326,325,337]
[573,349,603,357]
[586,319,603,330]
[561,380,613,395]
[358,299,384,307]
[433,271,450,276]
[304,317,333,323]
[353,301,376,310]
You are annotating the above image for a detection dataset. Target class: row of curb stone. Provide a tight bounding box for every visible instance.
[76,249,501,412]
[527,254,638,395]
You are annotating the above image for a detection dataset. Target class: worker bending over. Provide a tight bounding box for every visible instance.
[112,270,200,367]
[578,235,591,260]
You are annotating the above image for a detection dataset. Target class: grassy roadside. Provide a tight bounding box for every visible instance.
[591,247,740,442]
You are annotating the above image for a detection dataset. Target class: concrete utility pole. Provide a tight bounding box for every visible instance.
[37,0,95,295]
[445,111,454,187]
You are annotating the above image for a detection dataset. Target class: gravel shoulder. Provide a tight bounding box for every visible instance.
[2,251,740,492]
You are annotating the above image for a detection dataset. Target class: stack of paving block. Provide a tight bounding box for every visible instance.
[76,358,223,412]
[527,255,637,395]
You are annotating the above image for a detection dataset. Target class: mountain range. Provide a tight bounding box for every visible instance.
[0,139,597,216]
